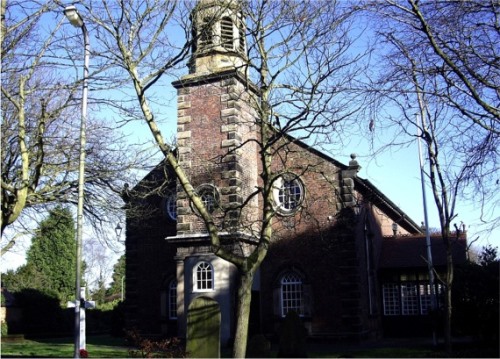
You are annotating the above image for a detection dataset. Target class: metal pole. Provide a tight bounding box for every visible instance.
[80,287,87,351]
[71,16,89,359]
[416,112,437,345]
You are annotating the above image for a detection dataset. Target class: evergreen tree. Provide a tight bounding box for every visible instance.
[24,206,77,303]
[107,255,125,299]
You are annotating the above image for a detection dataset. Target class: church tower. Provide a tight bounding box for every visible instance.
[169,0,259,343]
[188,0,247,75]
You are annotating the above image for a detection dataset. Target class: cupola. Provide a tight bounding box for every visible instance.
[189,0,247,74]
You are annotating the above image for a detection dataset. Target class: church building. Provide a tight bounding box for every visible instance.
[121,0,467,346]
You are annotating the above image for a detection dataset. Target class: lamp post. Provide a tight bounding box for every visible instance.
[416,112,437,345]
[115,223,125,300]
[64,5,89,358]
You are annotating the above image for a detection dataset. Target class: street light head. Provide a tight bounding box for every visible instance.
[64,6,84,28]
[115,223,123,241]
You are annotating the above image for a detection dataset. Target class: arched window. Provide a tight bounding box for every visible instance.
[280,271,304,317]
[168,280,177,319]
[194,261,214,292]
[221,16,233,50]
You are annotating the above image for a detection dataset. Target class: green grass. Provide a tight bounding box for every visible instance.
[3,335,496,358]
[1,335,130,358]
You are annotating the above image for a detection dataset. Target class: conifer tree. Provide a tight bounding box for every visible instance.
[25,206,77,304]
[107,255,125,299]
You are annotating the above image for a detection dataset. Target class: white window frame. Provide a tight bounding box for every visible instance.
[273,174,304,215]
[193,184,219,215]
[383,279,444,316]
[280,272,304,317]
[401,283,419,315]
[382,283,401,316]
[201,192,216,213]
[194,261,215,292]
[419,283,443,315]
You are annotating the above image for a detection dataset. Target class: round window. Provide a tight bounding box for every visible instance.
[273,173,304,215]
[192,184,220,214]
[164,194,177,221]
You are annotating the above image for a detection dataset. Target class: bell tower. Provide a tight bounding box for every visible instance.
[169,0,259,343]
[189,0,247,75]
[172,0,258,238]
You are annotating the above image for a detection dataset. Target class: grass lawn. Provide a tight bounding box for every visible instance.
[1,335,130,358]
[2,335,497,358]
[2,336,435,358]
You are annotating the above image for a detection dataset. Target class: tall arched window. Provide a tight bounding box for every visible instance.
[280,271,304,317]
[168,280,177,319]
[194,261,214,292]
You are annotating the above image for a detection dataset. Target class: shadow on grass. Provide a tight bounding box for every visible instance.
[1,335,130,358]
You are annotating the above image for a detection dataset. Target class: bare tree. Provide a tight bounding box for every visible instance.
[363,0,499,353]
[1,0,145,254]
[87,0,366,356]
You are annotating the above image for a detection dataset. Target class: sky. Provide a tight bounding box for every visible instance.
[2,1,498,276]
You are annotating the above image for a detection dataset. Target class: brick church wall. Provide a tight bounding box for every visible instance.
[255,139,371,337]
[124,167,178,334]
[174,73,260,236]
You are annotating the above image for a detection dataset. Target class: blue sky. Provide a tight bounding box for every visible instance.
[2,1,498,274]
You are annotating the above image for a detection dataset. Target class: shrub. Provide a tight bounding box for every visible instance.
[13,288,71,335]
[125,328,185,358]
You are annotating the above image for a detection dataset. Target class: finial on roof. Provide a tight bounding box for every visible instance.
[348,153,361,173]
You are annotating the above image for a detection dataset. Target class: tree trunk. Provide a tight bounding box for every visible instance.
[232,271,254,358]
[444,242,454,354]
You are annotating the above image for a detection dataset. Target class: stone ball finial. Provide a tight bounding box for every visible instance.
[349,153,358,167]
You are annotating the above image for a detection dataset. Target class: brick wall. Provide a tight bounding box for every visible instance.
[173,71,260,236]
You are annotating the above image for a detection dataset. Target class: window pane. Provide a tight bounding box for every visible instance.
[383,284,400,315]
[401,283,419,315]
[278,180,302,210]
[281,272,303,317]
[196,262,213,291]
[419,283,432,315]
[169,280,177,319]
[201,193,215,213]
[166,195,177,220]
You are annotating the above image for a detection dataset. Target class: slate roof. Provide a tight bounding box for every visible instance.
[379,234,468,269]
